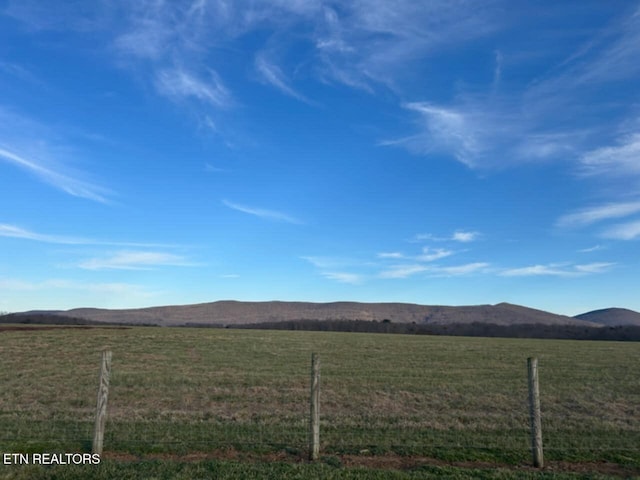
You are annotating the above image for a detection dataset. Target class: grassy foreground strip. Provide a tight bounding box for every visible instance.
[0,325,638,475]
[0,458,630,480]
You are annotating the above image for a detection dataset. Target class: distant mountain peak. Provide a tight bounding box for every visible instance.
[575,308,640,326]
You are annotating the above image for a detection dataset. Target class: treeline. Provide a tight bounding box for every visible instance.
[0,313,155,327]
[0,313,100,325]
[235,319,640,341]
[3,313,639,340]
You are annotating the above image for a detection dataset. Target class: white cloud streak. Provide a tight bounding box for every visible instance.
[314,0,500,90]
[501,262,614,277]
[102,0,504,116]
[254,53,310,103]
[377,252,404,259]
[431,262,490,276]
[0,61,43,85]
[416,247,453,262]
[501,264,567,277]
[557,201,640,228]
[389,101,577,169]
[301,256,365,284]
[0,147,111,204]
[322,271,363,284]
[379,261,490,279]
[573,262,616,274]
[579,133,640,177]
[384,5,640,179]
[0,224,88,245]
[601,220,640,240]
[396,103,485,167]
[411,230,480,243]
[378,264,427,279]
[155,67,232,108]
[525,5,640,100]
[578,245,604,253]
[223,200,301,224]
[0,224,179,248]
[452,231,480,242]
[78,251,196,270]
[13,0,501,93]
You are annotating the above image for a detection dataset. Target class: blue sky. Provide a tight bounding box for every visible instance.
[1,1,639,316]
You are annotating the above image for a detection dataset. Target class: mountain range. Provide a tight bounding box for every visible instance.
[6,301,640,328]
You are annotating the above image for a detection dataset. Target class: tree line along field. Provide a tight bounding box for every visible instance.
[0,325,638,479]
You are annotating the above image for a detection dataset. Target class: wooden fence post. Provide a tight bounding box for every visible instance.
[93,350,112,455]
[527,357,543,468]
[309,353,320,461]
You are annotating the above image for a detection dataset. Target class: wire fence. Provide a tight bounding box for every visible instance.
[0,328,639,467]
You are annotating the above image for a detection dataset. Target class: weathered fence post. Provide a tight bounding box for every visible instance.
[93,350,112,455]
[309,353,320,461]
[527,357,543,468]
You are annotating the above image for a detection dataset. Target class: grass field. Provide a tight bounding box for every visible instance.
[0,325,638,479]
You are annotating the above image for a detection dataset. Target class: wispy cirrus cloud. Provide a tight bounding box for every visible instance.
[431,262,491,276]
[378,261,490,279]
[452,231,480,242]
[378,264,427,279]
[376,252,404,259]
[301,256,344,269]
[321,271,363,284]
[524,4,640,103]
[4,0,506,156]
[107,0,503,112]
[312,241,486,282]
[302,255,369,284]
[390,103,487,168]
[556,201,640,228]
[378,246,455,263]
[0,224,179,248]
[113,9,174,60]
[387,100,578,170]
[573,262,616,274]
[416,247,453,262]
[155,67,233,108]
[578,245,604,253]
[314,0,501,90]
[601,220,640,240]
[0,147,111,204]
[254,52,310,103]
[579,133,640,178]
[223,199,302,224]
[387,5,640,176]
[108,0,471,99]
[0,61,43,86]
[500,262,614,277]
[412,230,480,243]
[109,1,240,124]
[0,223,90,245]
[3,0,113,32]
[0,107,113,204]
[78,251,197,270]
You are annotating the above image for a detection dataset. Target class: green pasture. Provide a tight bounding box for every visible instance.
[0,326,638,478]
